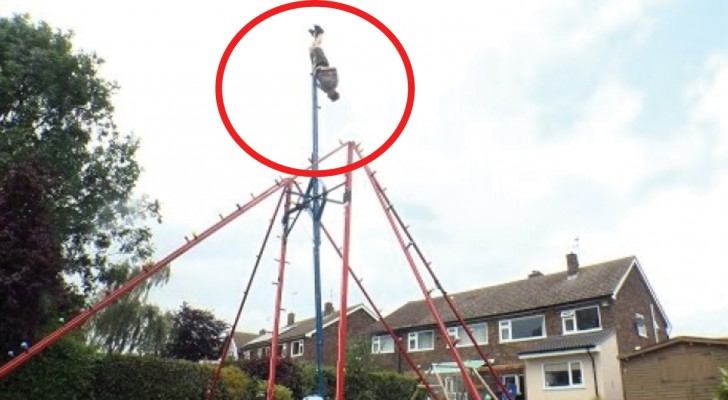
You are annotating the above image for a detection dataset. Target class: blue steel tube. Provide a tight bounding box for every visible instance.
[311,70,325,397]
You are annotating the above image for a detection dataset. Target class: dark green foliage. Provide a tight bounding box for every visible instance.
[0,336,99,400]
[717,368,728,400]
[0,13,162,294]
[92,355,228,400]
[368,371,420,400]
[0,159,81,355]
[165,302,229,362]
[240,357,305,399]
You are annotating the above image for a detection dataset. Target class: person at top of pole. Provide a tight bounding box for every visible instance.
[309,25,340,102]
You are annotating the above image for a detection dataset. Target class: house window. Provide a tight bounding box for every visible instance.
[371,335,395,354]
[263,346,271,356]
[635,313,648,338]
[447,323,488,347]
[408,330,435,351]
[562,305,601,334]
[291,340,304,357]
[243,350,251,360]
[277,343,287,357]
[500,315,545,342]
[256,348,264,358]
[544,361,583,388]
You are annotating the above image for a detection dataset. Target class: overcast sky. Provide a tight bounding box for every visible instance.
[2,1,727,339]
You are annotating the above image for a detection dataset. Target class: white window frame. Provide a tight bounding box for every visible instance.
[291,339,304,357]
[543,361,584,389]
[635,313,648,338]
[371,335,395,354]
[499,315,546,343]
[408,330,435,352]
[562,305,602,335]
[256,347,263,358]
[243,350,251,360]
[446,323,488,347]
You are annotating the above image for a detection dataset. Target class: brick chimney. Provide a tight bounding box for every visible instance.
[324,302,334,316]
[566,252,579,277]
[287,312,295,326]
[528,270,543,279]
[259,328,267,335]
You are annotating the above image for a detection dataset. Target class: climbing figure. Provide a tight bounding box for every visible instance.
[309,25,340,102]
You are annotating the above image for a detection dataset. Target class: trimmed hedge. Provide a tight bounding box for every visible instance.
[0,336,99,400]
[92,355,228,400]
[0,339,291,400]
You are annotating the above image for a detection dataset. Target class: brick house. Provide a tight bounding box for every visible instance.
[240,302,377,366]
[369,253,670,400]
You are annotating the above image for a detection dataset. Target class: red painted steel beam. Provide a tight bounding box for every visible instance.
[205,189,288,400]
[267,183,294,400]
[0,178,292,381]
[366,168,513,400]
[355,148,483,400]
[319,223,440,399]
[334,143,355,400]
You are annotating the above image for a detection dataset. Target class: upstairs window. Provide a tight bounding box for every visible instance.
[447,322,488,347]
[408,330,435,351]
[562,305,601,334]
[371,335,395,354]
[500,315,545,342]
[291,340,304,357]
[635,313,648,338]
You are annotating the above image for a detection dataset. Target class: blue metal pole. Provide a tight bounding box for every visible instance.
[311,71,326,397]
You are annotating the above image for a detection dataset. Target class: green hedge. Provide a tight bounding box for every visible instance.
[92,355,228,400]
[0,336,99,400]
[0,339,291,400]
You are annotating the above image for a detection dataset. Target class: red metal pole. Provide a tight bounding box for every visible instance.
[205,189,287,400]
[377,190,513,400]
[319,223,440,399]
[334,143,355,400]
[267,183,294,400]
[356,150,482,400]
[0,178,291,381]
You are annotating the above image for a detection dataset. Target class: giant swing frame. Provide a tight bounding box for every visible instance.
[0,26,514,400]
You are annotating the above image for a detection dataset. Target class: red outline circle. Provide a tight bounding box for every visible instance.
[216,1,415,178]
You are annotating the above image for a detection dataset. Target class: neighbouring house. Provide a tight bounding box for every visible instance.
[239,302,378,366]
[226,331,257,361]
[369,253,670,400]
[619,336,728,400]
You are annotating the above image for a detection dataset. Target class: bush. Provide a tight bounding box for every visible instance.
[0,336,99,400]
[240,357,304,398]
[93,354,228,399]
[716,368,728,400]
[221,365,253,399]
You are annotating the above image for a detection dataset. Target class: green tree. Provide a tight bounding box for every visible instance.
[0,158,81,355]
[717,368,728,400]
[165,302,229,362]
[0,14,162,294]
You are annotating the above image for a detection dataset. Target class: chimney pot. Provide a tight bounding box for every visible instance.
[528,270,543,279]
[287,312,295,326]
[259,329,267,335]
[566,252,579,276]
[324,302,334,316]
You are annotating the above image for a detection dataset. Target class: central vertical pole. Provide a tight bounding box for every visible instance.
[311,70,326,397]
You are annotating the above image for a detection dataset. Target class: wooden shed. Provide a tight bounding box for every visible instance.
[620,336,728,400]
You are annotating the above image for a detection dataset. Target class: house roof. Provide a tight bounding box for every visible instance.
[242,304,375,348]
[619,336,728,360]
[232,332,257,348]
[518,329,615,356]
[381,256,638,330]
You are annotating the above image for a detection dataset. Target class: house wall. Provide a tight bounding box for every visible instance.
[621,342,728,400]
[521,334,623,400]
[609,265,670,355]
